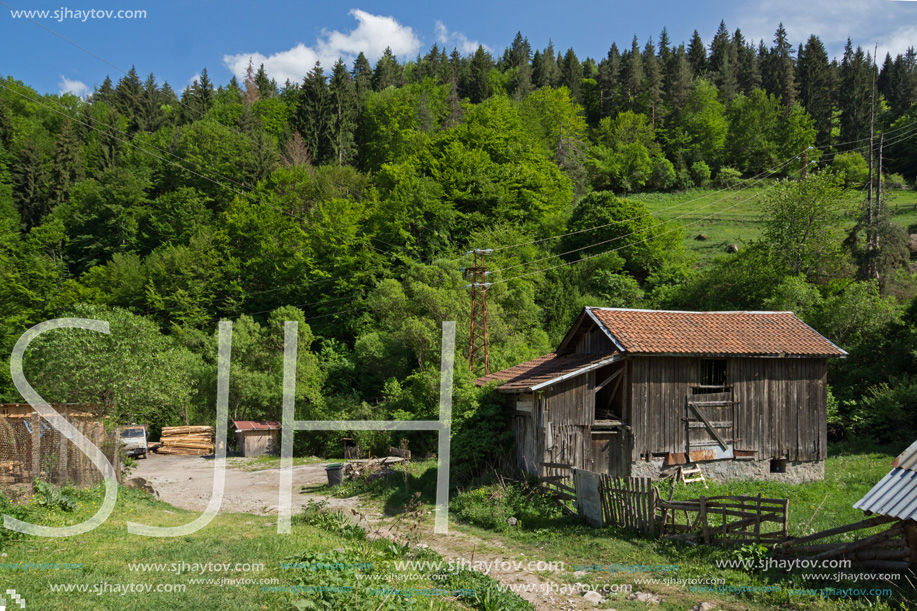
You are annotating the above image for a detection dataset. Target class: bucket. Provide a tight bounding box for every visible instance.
[325,463,344,486]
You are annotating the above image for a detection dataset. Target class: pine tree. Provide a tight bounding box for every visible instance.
[92,75,115,105]
[296,62,333,165]
[762,24,797,113]
[561,48,582,101]
[445,49,464,128]
[329,59,357,165]
[642,39,664,126]
[797,35,833,147]
[243,59,259,107]
[372,48,400,90]
[254,64,277,98]
[709,21,737,102]
[138,72,165,132]
[658,27,672,65]
[665,44,693,111]
[838,40,872,150]
[11,141,46,230]
[114,66,144,131]
[622,36,644,111]
[463,46,493,103]
[535,41,561,87]
[0,97,12,149]
[352,52,374,97]
[47,118,84,209]
[507,32,533,99]
[597,43,622,117]
[734,29,761,94]
[687,30,707,77]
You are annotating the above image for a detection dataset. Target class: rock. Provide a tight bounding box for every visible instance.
[583,590,604,604]
[628,591,662,604]
[573,570,588,577]
[909,234,917,253]
[725,244,740,253]
[695,234,709,241]
[125,476,158,497]
[689,603,717,611]
[507,517,518,526]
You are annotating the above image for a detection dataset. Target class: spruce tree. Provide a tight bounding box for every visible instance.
[687,30,707,77]
[296,62,333,165]
[665,44,693,111]
[597,43,622,117]
[838,40,872,150]
[622,36,644,111]
[463,46,494,103]
[797,35,833,147]
[329,58,357,165]
[372,48,400,90]
[48,118,83,208]
[734,29,761,94]
[561,48,582,101]
[762,24,797,113]
[642,39,664,126]
[352,52,373,97]
[11,141,46,230]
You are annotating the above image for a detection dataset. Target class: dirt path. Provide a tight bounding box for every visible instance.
[133,454,617,610]
[132,453,360,515]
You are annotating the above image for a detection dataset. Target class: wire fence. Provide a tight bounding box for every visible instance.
[0,409,122,488]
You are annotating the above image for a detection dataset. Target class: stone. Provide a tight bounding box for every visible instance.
[573,570,588,577]
[507,517,518,526]
[725,244,740,253]
[689,603,717,611]
[695,234,709,241]
[583,590,604,604]
[628,591,662,604]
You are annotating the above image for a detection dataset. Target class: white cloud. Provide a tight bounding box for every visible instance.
[736,0,917,60]
[223,9,421,85]
[58,76,88,98]
[435,20,489,55]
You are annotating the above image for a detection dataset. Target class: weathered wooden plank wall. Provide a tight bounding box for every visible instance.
[630,356,827,462]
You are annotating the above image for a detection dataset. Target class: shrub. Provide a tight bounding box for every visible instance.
[715,166,743,188]
[689,161,711,187]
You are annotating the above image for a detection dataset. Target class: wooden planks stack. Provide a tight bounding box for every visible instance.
[156,426,215,456]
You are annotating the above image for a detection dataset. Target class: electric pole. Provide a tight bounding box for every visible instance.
[464,249,492,375]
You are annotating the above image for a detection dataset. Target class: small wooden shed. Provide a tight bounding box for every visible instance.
[477,307,846,483]
[232,421,281,457]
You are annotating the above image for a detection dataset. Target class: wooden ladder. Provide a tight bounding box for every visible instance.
[678,463,709,488]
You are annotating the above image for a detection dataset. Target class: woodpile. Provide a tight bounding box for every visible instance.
[779,515,912,571]
[156,426,215,456]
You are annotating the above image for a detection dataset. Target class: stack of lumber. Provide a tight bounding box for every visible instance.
[156,426,215,456]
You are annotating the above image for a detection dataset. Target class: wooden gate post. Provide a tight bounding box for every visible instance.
[699,496,710,544]
[30,413,40,481]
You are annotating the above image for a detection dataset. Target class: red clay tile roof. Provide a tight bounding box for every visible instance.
[475,351,620,391]
[588,308,846,357]
[233,421,281,431]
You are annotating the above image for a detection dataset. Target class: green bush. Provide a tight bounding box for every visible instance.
[451,482,563,532]
[829,151,868,187]
[715,166,743,187]
[689,161,711,187]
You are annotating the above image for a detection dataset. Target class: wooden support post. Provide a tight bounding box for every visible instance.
[30,413,40,481]
[700,496,710,545]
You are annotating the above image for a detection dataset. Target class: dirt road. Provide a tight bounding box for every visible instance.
[132,453,359,515]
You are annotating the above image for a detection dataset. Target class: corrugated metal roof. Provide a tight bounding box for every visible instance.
[233,420,281,431]
[891,438,917,472]
[854,467,917,521]
[588,308,847,357]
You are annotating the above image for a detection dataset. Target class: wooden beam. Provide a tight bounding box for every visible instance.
[595,369,622,393]
[688,402,729,451]
[782,515,898,548]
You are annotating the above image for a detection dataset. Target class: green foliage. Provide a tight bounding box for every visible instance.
[451,481,563,533]
[31,480,77,512]
[715,166,743,187]
[761,174,854,279]
[830,151,869,187]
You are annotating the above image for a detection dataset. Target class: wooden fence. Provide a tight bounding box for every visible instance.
[539,462,576,514]
[658,494,789,546]
[600,475,657,535]
[779,515,912,571]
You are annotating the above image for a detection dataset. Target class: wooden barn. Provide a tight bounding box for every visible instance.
[476,307,846,482]
[232,421,280,457]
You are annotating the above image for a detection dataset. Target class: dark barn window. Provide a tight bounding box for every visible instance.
[700,358,727,386]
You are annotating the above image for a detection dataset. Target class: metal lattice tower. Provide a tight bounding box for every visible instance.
[463,249,492,375]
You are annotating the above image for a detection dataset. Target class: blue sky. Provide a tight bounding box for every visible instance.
[2,0,917,96]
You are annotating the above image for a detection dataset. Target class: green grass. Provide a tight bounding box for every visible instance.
[633,185,917,265]
[0,480,526,611]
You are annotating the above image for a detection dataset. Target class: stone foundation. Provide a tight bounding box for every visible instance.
[630,458,824,484]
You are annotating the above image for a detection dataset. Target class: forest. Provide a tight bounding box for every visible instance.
[2,21,917,472]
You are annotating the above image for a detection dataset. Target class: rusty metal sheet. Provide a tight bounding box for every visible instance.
[664,452,687,466]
